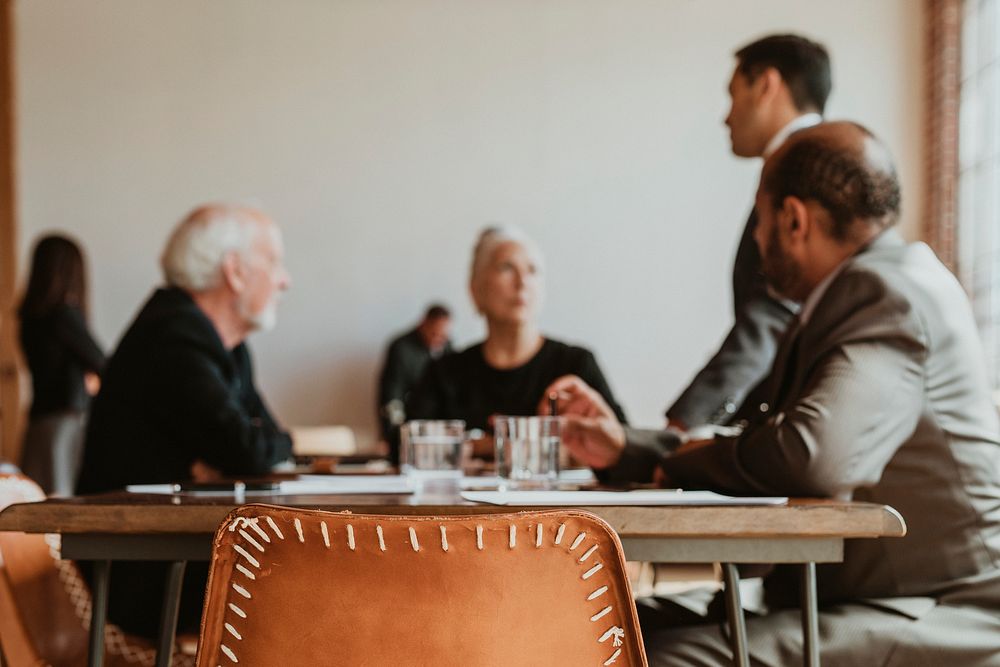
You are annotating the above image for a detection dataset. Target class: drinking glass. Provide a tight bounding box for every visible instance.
[494,416,560,488]
[400,420,466,479]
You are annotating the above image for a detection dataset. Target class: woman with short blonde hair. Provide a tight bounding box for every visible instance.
[407,226,625,432]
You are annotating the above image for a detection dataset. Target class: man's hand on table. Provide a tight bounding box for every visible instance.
[539,375,627,470]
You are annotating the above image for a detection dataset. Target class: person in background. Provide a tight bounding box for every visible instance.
[377,303,453,461]
[407,226,626,434]
[77,203,293,640]
[545,123,1000,665]
[666,34,830,431]
[18,234,105,496]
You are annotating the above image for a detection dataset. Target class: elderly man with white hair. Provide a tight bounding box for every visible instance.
[77,203,292,639]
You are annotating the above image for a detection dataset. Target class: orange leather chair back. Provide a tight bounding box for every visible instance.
[197,505,647,666]
[0,473,193,667]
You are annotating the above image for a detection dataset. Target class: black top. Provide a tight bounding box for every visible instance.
[20,304,105,417]
[78,287,292,494]
[377,327,452,439]
[407,338,627,431]
[76,287,294,640]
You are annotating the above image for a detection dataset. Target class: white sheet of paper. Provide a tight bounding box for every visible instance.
[460,490,788,506]
[459,469,597,490]
[279,475,413,495]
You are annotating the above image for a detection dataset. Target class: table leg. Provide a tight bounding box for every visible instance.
[801,562,820,667]
[155,561,187,667]
[722,563,750,667]
[88,560,110,667]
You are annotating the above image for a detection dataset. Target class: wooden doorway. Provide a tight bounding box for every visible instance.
[0,0,21,464]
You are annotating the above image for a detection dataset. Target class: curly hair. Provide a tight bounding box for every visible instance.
[763,124,901,242]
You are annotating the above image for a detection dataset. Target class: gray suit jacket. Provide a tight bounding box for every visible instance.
[658,230,1000,612]
[666,211,797,426]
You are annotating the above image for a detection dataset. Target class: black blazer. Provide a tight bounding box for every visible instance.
[666,211,797,426]
[77,287,291,494]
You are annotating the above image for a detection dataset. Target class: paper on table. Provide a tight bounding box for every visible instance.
[280,475,413,495]
[126,475,414,496]
[459,468,597,490]
[460,489,788,506]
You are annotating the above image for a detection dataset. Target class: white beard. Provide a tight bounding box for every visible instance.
[239,295,278,332]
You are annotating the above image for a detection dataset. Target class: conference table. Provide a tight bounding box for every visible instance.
[0,482,906,667]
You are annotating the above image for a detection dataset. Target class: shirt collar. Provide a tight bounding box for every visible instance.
[763,112,822,158]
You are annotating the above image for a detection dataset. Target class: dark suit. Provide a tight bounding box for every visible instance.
[621,232,1000,665]
[377,327,452,447]
[667,211,797,426]
[78,286,292,639]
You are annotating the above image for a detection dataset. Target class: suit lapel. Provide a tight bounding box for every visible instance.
[765,314,803,409]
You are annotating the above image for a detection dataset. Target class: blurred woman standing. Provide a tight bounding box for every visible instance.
[18,234,105,495]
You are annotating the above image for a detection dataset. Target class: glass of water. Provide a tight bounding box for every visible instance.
[400,420,466,479]
[494,415,560,489]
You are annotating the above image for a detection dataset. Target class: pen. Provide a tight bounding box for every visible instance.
[548,392,558,417]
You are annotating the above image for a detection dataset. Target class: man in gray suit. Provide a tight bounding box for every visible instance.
[546,122,1000,665]
[667,34,830,430]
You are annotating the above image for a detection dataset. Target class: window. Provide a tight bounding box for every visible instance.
[958,0,1000,390]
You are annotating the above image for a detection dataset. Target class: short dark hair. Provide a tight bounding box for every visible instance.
[19,234,89,320]
[763,123,901,242]
[424,303,451,320]
[736,34,832,113]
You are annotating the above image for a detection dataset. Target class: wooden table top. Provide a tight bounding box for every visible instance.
[0,490,906,540]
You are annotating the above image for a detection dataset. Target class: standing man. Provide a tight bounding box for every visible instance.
[377,304,452,459]
[667,34,831,430]
[78,203,293,639]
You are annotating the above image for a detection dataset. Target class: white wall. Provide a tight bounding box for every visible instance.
[14,0,925,445]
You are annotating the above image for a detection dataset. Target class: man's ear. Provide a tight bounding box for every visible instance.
[755,66,783,102]
[221,251,246,292]
[780,196,811,240]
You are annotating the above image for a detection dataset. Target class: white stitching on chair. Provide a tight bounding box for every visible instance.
[599,626,625,646]
[224,623,242,640]
[347,524,355,551]
[554,523,566,545]
[265,516,284,540]
[238,529,264,553]
[588,585,608,601]
[376,525,386,551]
[293,518,305,543]
[321,521,330,548]
[570,532,587,551]
[590,606,612,622]
[220,643,238,663]
[439,526,448,552]
[408,527,420,551]
[233,545,260,569]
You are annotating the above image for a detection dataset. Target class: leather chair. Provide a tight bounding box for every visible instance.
[0,473,194,666]
[197,505,646,666]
